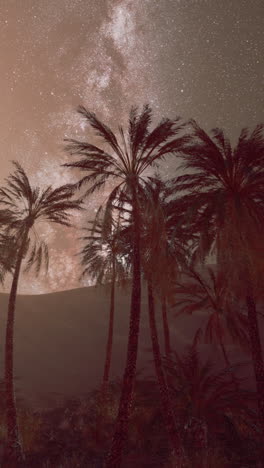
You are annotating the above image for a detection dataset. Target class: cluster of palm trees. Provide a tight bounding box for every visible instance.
[0,104,264,467]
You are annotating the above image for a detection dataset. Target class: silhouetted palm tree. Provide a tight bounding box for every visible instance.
[172,122,264,444]
[133,178,189,462]
[0,161,82,465]
[64,104,188,466]
[79,208,128,393]
[141,179,172,355]
[142,177,193,357]
[173,265,250,367]
[115,177,197,463]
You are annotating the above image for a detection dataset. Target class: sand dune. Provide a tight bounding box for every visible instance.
[0,282,256,410]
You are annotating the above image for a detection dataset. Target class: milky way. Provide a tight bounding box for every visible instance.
[0,0,263,293]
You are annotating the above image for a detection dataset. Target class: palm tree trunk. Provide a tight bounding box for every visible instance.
[216,315,230,368]
[148,277,185,464]
[219,338,230,367]
[102,261,116,393]
[106,190,141,468]
[218,333,240,392]
[162,294,171,357]
[3,227,29,465]
[95,263,116,445]
[245,290,264,443]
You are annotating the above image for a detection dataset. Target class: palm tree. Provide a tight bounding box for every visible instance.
[64,104,188,466]
[163,332,258,466]
[142,177,194,357]
[129,178,189,462]
[113,177,196,463]
[172,122,264,444]
[141,178,172,357]
[79,208,128,394]
[173,265,250,367]
[0,161,82,465]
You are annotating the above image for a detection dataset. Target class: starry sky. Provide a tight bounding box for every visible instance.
[0,0,263,293]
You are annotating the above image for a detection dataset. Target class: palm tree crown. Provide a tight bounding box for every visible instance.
[0,161,82,272]
[64,104,188,210]
[79,208,128,286]
[172,122,264,289]
[173,265,250,365]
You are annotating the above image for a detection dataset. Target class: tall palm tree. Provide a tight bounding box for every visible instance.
[79,208,128,394]
[121,177,188,462]
[142,177,193,357]
[0,161,82,465]
[141,178,173,358]
[113,177,198,463]
[83,215,123,450]
[172,122,264,444]
[64,104,188,466]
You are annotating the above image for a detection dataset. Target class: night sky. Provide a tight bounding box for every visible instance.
[0,0,263,293]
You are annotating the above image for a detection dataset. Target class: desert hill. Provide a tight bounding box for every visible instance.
[0,282,256,410]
